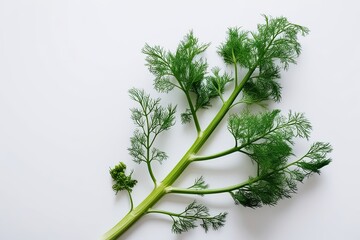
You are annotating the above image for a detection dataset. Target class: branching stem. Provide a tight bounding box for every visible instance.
[144,112,157,185]
[104,17,312,239]
[102,66,257,240]
[168,155,308,196]
[184,90,201,134]
[193,117,301,162]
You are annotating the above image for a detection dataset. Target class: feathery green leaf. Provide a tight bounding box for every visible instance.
[170,201,227,234]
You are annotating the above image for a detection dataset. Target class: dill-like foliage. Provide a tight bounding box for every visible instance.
[104,15,331,239]
[227,110,330,208]
[143,32,232,126]
[217,27,253,68]
[231,141,331,208]
[228,110,311,147]
[127,88,176,183]
[168,201,227,234]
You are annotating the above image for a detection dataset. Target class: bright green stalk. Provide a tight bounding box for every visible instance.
[232,50,239,86]
[184,90,201,134]
[102,66,257,240]
[191,146,241,161]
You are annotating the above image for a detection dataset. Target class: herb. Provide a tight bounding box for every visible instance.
[102,15,331,240]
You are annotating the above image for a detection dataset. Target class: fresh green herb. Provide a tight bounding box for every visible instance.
[103,15,331,240]
[148,201,227,234]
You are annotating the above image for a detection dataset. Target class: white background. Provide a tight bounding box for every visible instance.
[1,0,359,239]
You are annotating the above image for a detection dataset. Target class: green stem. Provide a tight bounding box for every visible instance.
[192,146,240,161]
[168,177,257,195]
[145,112,157,185]
[232,50,238,86]
[102,182,167,240]
[168,155,308,196]
[127,190,134,212]
[102,66,257,240]
[147,208,178,216]
[184,91,201,134]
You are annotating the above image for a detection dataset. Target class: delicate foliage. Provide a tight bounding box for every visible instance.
[129,88,176,134]
[169,32,210,91]
[195,67,233,108]
[231,173,295,208]
[127,88,176,185]
[252,15,309,69]
[142,44,175,93]
[228,110,279,145]
[128,88,176,165]
[296,142,332,175]
[150,147,168,164]
[242,63,282,103]
[241,15,309,104]
[286,111,312,139]
[247,133,293,175]
[170,201,227,234]
[228,109,312,148]
[180,109,193,124]
[144,31,232,126]
[129,129,146,164]
[143,32,210,93]
[109,162,137,193]
[218,27,253,67]
[231,141,332,208]
[187,176,209,190]
[227,109,330,208]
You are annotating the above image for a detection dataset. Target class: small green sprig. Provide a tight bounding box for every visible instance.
[187,176,209,191]
[103,15,331,240]
[109,162,137,210]
[148,201,227,234]
[127,88,176,185]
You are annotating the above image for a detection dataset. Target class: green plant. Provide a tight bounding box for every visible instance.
[102,15,332,240]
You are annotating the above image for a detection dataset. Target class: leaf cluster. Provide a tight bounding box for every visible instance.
[217,27,253,68]
[109,162,137,193]
[242,16,309,104]
[128,88,176,165]
[217,16,309,105]
[170,201,227,234]
[295,142,332,176]
[227,110,331,208]
[253,15,309,69]
[143,32,210,94]
[231,142,331,208]
[143,32,233,124]
[228,110,312,146]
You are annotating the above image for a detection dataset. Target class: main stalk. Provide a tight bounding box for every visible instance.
[102,68,256,240]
